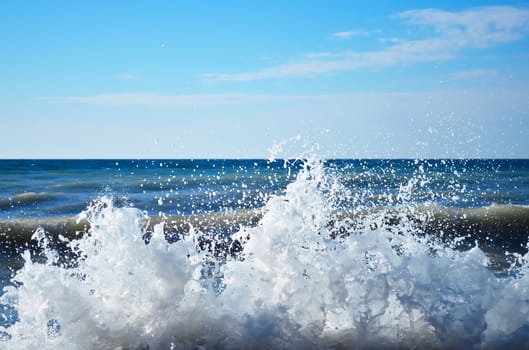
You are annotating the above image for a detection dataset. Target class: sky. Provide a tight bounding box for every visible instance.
[1,1,529,159]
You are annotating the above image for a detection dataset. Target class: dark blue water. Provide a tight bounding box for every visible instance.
[0,159,293,220]
[1,159,528,221]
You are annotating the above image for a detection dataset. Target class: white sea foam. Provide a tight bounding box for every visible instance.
[1,156,529,349]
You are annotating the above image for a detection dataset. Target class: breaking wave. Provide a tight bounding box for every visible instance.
[1,157,529,349]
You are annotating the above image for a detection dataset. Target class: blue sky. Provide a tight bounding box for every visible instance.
[1,1,529,158]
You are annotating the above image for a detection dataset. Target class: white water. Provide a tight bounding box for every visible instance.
[1,157,529,349]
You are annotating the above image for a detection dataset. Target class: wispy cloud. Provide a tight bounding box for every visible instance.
[118,73,139,81]
[61,93,324,108]
[202,42,454,82]
[397,6,529,48]
[331,30,370,40]
[449,69,499,80]
[203,6,529,82]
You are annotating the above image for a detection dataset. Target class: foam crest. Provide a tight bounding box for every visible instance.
[218,157,500,348]
[1,197,221,349]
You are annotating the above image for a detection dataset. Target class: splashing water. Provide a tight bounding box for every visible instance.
[1,156,529,349]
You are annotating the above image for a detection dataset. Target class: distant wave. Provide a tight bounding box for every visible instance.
[1,204,528,249]
[0,192,59,208]
[423,203,529,236]
[51,182,100,190]
[0,209,263,244]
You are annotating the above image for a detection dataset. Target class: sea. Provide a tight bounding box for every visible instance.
[0,157,529,349]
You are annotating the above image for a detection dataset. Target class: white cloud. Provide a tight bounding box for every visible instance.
[203,6,529,82]
[449,69,499,80]
[62,92,325,108]
[118,73,139,81]
[202,41,455,82]
[305,52,335,59]
[331,30,370,39]
[397,6,529,48]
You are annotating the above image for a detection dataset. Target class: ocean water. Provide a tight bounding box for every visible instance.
[0,157,529,349]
